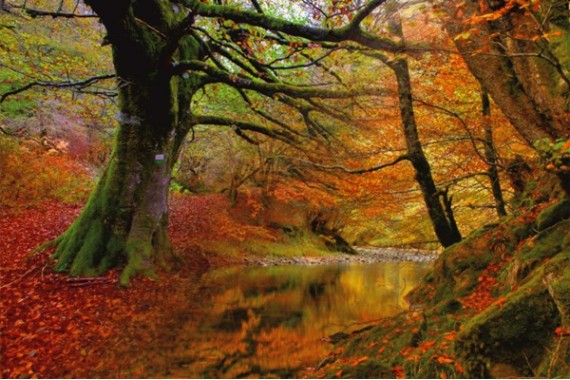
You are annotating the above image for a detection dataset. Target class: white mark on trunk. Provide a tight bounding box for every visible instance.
[116,112,142,126]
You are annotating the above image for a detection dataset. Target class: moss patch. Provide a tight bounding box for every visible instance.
[536,198,570,231]
[456,270,561,377]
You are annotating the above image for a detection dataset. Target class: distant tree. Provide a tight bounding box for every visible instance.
[480,88,507,217]
[362,2,462,247]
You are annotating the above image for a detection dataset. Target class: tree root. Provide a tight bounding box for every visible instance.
[27,235,62,259]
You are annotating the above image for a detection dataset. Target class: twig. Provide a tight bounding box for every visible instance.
[281,154,409,174]
[66,277,111,287]
[0,266,40,289]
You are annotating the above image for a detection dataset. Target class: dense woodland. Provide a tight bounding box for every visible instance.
[0,0,569,378]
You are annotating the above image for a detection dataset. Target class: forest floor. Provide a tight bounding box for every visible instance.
[1,193,431,378]
[0,198,208,378]
[3,193,568,378]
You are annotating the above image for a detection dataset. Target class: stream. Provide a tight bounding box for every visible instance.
[158,260,432,378]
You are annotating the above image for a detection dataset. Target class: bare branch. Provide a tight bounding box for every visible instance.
[14,5,98,18]
[283,154,410,174]
[1,74,116,103]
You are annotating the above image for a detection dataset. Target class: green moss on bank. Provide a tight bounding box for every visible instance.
[310,193,570,379]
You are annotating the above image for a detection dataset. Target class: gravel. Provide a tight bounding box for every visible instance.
[240,247,439,266]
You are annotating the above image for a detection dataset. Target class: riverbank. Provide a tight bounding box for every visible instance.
[0,200,437,378]
[240,247,438,266]
[304,196,570,379]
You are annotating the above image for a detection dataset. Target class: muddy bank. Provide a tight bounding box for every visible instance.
[240,247,438,266]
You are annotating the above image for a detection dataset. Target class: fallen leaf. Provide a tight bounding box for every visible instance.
[437,356,454,364]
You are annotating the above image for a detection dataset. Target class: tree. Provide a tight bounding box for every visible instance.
[4,0,400,284]
[481,88,507,217]
[441,0,570,144]
[362,2,462,247]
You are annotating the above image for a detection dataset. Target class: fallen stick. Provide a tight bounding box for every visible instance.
[66,277,111,286]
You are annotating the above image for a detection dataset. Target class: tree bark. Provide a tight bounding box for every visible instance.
[391,59,462,247]
[381,4,462,247]
[51,0,201,285]
[481,88,507,217]
[443,0,570,144]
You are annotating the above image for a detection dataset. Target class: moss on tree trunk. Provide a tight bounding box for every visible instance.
[50,0,201,285]
[52,80,181,284]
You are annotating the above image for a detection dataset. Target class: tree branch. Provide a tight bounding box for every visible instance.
[193,114,297,144]
[438,172,492,188]
[13,5,98,18]
[179,0,402,52]
[174,60,386,99]
[0,74,116,103]
[412,97,497,167]
[283,154,410,174]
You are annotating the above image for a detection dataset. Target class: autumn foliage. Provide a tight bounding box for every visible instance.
[0,195,244,378]
[0,136,92,207]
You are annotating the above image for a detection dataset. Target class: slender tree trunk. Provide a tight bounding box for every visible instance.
[391,59,462,247]
[380,3,461,247]
[481,89,507,217]
[50,0,201,285]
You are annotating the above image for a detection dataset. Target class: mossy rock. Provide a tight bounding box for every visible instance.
[536,198,570,231]
[536,336,570,378]
[509,219,570,283]
[408,232,494,306]
[535,253,570,378]
[455,266,562,378]
[543,251,570,324]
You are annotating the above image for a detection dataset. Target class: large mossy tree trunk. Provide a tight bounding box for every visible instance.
[443,0,570,143]
[391,59,462,247]
[51,0,200,285]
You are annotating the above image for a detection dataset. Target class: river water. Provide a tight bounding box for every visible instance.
[160,261,432,378]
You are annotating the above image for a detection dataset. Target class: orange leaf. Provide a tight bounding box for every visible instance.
[418,340,436,352]
[392,365,405,379]
[555,326,570,336]
[335,369,343,378]
[454,362,465,373]
[495,297,508,308]
[400,346,414,357]
[437,356,454,364]
[353,356,369,365]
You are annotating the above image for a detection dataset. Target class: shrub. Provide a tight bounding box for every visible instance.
[0,135,92,207]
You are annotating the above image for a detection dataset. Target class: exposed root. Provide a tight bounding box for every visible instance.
[119,237,159,286]
[27,235,62,259]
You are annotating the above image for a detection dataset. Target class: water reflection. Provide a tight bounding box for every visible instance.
[168,262,431,378]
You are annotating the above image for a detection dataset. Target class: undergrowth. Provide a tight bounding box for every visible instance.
[0,135,92,207]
